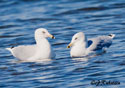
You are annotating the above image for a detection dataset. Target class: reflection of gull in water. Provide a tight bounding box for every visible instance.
[67,32,115,57]
[6,28,55,62]
[71,55,94,62]
[72,51,106,62]
[72,57,89,62]
[11,59,53,64]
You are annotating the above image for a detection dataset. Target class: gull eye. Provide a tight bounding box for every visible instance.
[42,31,45,34]
[75,37,77,40]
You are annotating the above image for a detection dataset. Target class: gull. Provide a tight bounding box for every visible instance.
[6,28,55,61]
[67,32,115,57]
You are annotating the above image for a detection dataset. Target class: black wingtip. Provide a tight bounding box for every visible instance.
[108,34,115,38]
[108,34,112,37]
[11,46,14,49]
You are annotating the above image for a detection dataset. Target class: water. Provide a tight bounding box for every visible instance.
[0,0,125,88]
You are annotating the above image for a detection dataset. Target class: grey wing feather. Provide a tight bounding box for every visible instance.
[88,36,112,51]
[12,45,37,60]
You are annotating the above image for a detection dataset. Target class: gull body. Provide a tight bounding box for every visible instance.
[67,32,115,57]
[6,28,55,61]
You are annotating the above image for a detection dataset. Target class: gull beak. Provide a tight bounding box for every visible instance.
[49,34,55,39]
[67,43,72,48]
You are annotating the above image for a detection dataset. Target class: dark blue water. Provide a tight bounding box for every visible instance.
[0,0,125,88]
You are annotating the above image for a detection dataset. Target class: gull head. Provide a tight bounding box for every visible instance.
[35,28,55,39]
[67,32,86,48]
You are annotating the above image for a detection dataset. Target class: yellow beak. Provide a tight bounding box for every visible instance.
[49,34,55,39]
[67,43,72,48]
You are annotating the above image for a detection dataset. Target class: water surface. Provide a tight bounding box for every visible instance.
[0,0,125,88]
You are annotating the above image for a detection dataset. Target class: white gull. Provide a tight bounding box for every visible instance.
[67,32,115,57]
[6,28,55,61]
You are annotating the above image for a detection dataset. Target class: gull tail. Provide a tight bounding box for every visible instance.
[108,34,115,39]
[6,48,12,52]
